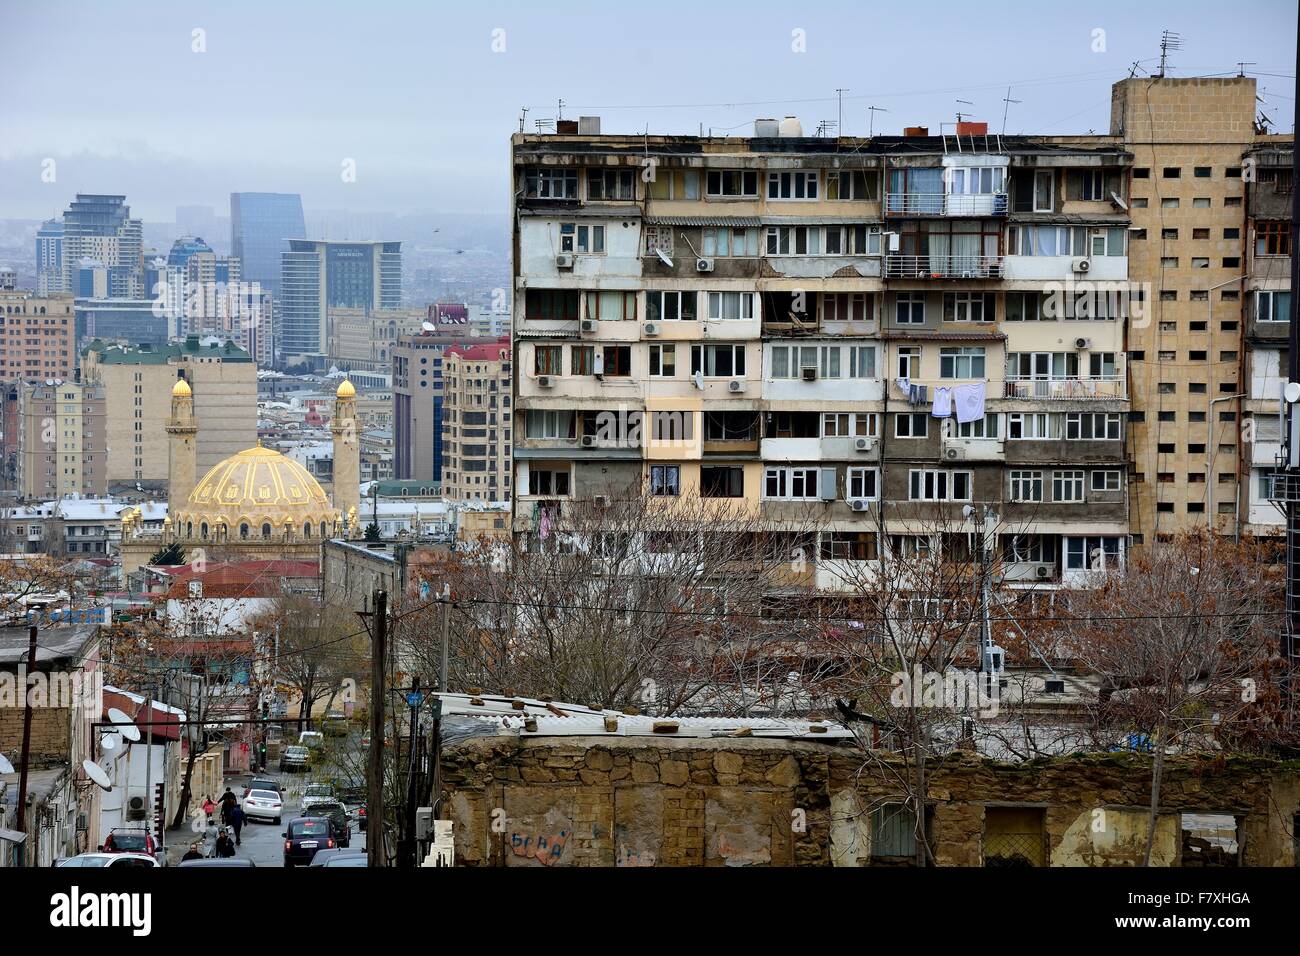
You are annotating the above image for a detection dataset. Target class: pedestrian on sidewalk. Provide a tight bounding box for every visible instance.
[202,796,215,826]
[231,804,245,846]
[213,827,236,858]
[181,842,203,862]
[219,787,237,826]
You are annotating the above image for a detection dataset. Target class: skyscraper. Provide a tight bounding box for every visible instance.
[280,239,402,362]
[35,219,64,294]
[230,192,305,296]
[58,195,143,298]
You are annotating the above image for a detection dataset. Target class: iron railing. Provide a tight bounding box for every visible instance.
[885,254,1004,279]
[885,192,1008,216]
[1003,378,1127,400]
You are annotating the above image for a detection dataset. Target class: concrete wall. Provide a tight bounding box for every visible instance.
[441,736,1300,867]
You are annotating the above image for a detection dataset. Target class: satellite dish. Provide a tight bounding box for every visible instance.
[655,248,674,268]
[1285,382,1300,404]
[0,753,12,774]
[108,707,141,742]
[101,732,121,751]
[693,369,705,390]
[82,759,112,792]
[422,321,436,332]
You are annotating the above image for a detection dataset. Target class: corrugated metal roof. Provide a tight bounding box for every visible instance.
[521,205,641,220]
[645,216,761,228]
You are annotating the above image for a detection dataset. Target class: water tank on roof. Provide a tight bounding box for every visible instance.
[754,118,779,138]
[778,116,803,138]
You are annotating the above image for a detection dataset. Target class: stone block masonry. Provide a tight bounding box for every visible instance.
[441,735,1300,867]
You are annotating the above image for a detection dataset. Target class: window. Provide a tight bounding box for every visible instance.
[767,170,819,200]
[897,346,921,380]
[950,166,1006,195]
[559,222,605,254]
[943,292,994,323]
[954,414,998,438]
[534,345,563,375]
[764,467,821,500]
[1052,470,1085,502]
[525,167,578,199]
[691,343,746,377]
[1003,534,1056,563]
[825,224,881,255]
[1007,412,1054,439]
[585,290,636,321]
[528,467,570,496]
[706,169,759,197]
[1257,221,1291,257]
[821,531,878,562]
[848,345,876,378]
[823,292,872,323]
[1133,167,1150,179]
[1065,412,1121,440]
[1257,290,1292,323]
[766,225,822,255]
[824,413,876,438]
[1009,224,1125,257]
[587,168,635,200]
[909,469,972,502]
[1010,470,1043,502]
[1091,470,1121,491]
[1033,169,1055,211]
[706,291,755,321]
[939,347,985,379]
[1163,167,1181,178]
[701,466,744,498]
[570,344,594,375]
[601,345,631,376]
[700,227,760,257]
[1005,292,1043,322]
[827,170,878,200]
[650,464,680,497]
[647,290,696,322]
[647,168,701,200]
[1065,536,1122,571]
[525,410,575,439]
[1071,169,1105,200]
[648,343,676,377]
[526,289,580,321]
[895,413,928,438]
[895,293,925,324]
[846,466,879,499]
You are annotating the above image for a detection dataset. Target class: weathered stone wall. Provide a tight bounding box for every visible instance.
[441,736,1300,867]
[0,705,71,766]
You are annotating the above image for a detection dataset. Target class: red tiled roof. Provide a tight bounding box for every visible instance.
[446,340,511,361]
[159,560,319,600]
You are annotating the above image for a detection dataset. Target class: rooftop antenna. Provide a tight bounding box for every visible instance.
[557,98,565,121]
[815,120,838,138]
[867,105,888,137]
[519,107,529,133]
[1001,87,1022,137]
[1237,61,1256,77]
[835,88,849,138]
[955,99,974,124]
[1158,30,1182,78]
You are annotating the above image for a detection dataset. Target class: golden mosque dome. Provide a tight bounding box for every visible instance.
[173,444,338,539]
[336,378,355,399]
[172,378,192,398]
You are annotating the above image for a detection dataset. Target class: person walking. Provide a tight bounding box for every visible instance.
[219,787,238,826]
[202,796,216,826]
[181,842,204,862]
[230,803,245,846]
[213,827,236,858]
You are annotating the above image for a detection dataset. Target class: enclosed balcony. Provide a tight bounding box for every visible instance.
[886,165,1008,217]
[1003,377,1126,400]
[885,254,1003,279]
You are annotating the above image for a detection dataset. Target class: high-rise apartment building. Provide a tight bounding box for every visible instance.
[18,379,107,500]
[81,335,256,489]
[0,291,77,381]
[230,192,305,296]
[280,239,402,363]
[511,115,1134,585]
[35,220,64,294]
[441,341,512,500]
[58,194,144,298]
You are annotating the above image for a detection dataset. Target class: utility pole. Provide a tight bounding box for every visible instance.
[366,589,387,868]
[14,621,37,866]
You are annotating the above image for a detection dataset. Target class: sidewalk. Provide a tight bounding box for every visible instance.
[162,771,250,865]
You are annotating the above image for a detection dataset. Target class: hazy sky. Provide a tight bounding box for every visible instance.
[1,0,1294,222]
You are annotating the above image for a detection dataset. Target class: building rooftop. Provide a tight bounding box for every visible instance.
[83,334,253,364]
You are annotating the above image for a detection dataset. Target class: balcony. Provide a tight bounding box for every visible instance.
[1003,378,1126,401]
[885,255,1003,280]
[885,193,1008,217]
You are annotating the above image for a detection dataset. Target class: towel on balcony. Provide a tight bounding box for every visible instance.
[931,387,953,418]
[895,376,910,396]
[954,382,986,424]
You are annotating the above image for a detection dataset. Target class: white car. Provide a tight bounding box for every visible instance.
[242,788,283,823]
[300,783,336,813]
[57,852,160,868]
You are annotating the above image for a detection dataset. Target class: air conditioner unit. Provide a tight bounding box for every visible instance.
[944,446,965,461]
[853,437,874,452]
[1034,565,1052,579]
[727,379,745,393]
[537,375,554,388]
[580,319,598,334]
[1074,337,1091,350]
[695,257,715,273]
[593,494,611,507]
[126,795,146,821]
[801,366,818,382]
[1071,257,1092,274]
[849,498,870,512]
[556,254,575,269]
[580,435,596,448]
[644,322,659,336]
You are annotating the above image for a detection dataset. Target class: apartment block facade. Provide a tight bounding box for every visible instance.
[441,340,512,501]
[0,291,77,382]
[511,116,1134,586]
[18,380,107,500]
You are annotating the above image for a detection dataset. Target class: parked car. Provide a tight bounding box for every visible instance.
[283,816,336,867]
[322,712,349,737]
[178,858,256,867]
[101,828,157,858]
[298,730,325,751]
[301,800,351,847]
[242,788,283,824]
[58,852,159,868]
[280,745,310,772]
[319,851,367,867]
[353,804,367,832]
[309,847,366,867]
[243,776,282,798]
[300,783,336,812]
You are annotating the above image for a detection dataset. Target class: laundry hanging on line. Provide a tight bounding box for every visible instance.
[931,386,953,418]
[954,382,986,424]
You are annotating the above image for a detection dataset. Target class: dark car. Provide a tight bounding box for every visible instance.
[283,817,336,867]
[301,800,351,848]
[178,858,257,867]
[101,828,157,858]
